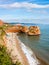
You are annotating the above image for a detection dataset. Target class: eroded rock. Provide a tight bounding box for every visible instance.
[27,26,40,35]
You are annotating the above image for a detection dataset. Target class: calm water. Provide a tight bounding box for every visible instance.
[18,24,49,65]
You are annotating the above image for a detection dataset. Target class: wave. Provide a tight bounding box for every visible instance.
[18,39,40,65]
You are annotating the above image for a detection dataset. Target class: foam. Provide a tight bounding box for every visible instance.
[20,42,40,65]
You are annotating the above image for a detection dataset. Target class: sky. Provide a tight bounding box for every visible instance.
[0,0,49,24]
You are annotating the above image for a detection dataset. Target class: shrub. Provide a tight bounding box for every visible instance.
[0,45,22,65]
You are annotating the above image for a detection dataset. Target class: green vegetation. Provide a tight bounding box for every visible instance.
[0,45,12,65]
[0,45,22,65]
[0,24,22,65]
[0,24,13,43]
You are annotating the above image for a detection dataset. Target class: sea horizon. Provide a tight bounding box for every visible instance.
[17,23,49,65]
[0,0,49,65]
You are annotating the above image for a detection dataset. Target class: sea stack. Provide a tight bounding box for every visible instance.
[27,26,40,35]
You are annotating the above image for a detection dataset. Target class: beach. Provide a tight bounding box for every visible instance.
[18,23,49,65]
[3,32,40,65]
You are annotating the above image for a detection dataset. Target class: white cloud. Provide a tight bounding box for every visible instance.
[30,9,47,14]
[0,2,49,9]
[0,14,13,20]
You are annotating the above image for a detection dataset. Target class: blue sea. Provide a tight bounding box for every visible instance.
[16,23,49,65]
[11,23,49,65]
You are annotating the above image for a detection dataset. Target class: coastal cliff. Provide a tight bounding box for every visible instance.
[3,32,39,65]
[3,25,39,65]
[15,24,40,35]
[0,20,4,26]
[0,20,40,65]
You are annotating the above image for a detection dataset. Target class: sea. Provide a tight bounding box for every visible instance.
[12,23,49,65]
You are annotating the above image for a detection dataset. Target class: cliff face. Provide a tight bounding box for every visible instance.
[15,25,41,35]
[0,20,4,26]
[20,26,29,33]
[15,25,29,33]
[3,32,30,65]
[27,26,40,35]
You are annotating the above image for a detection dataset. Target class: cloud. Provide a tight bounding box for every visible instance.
[30,9,47,14]
[0,14,13,20]
[0,2,49,9]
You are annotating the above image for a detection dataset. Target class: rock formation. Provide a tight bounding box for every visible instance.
[27,26,40,35]
[15,25,29,33]
[0,20,4,26]
[15,24,22,32]
[5,26,20,33]
[15,25,40,35]
[20,26,29,33]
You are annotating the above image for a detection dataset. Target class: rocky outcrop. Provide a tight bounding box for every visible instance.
[20,26,29,33]
[3,22,40,36]
[15,24,41,35]
[27,26,40,35]
[5,26,20,33]
[15,24,22,32]
[15,25,29,33]
[0,20,4,26]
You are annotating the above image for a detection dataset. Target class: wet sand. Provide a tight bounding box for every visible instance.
[15,36,29,65]
[37,57,49,65]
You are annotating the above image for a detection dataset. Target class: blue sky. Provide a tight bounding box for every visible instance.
[0,0,49,24]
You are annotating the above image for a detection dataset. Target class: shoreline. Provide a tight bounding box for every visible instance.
[37,56,49,65]
[19,40,49,65]
[3,33,40,65]
[17,36,40,65]
[3,33,30,65]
